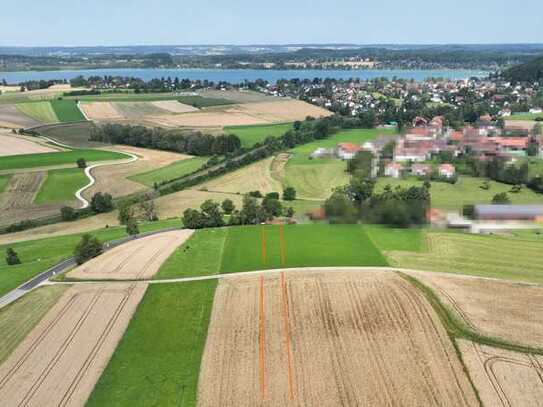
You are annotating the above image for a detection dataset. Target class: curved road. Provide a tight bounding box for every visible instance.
[40,135,138,209]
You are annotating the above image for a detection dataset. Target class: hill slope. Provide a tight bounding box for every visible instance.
[503,55,543,82]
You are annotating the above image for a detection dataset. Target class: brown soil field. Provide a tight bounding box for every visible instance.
[407,271,543,348]
[198,156,282,195]
[0,104,42,128]
[0,283,146,407]
[68,229,193,280]
[80,102,123,121]
[143,100,332,128]
[84,145,190,199]
[198,270,478,407]
[0,172,66,226]
[459,340,543,407]
[153,189,244,219]
[0,132,57,156]
[151,100,199,113]
[270,153,290,184]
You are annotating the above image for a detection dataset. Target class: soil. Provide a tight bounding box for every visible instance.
[0,132,57,156]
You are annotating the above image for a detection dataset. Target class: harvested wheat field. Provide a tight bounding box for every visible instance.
[199,156,282,195]
[151,100,199,113]
[148,110,267,127]
[0,132,57,156]
[0,104,42,128]
[198,270,478,407]
[0,283,146,407]
[79,102,123,121]
[459,340,543,407]
[236,100,333,122]
[407,271,543,348]
[153,189,244,218]
[68,229,193,280]
[84,145,190,199]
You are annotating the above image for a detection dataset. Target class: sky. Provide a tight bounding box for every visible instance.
[1,0,542,46]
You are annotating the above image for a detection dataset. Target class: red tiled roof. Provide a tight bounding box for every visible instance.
[487,137,529,149]
[439,164,455,172]
[450,131,463,141]
[337,143,361,153]
[387,162,403,169]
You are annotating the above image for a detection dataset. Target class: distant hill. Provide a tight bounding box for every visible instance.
[502,55,543,82]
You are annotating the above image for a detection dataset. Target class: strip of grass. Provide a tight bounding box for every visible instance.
[0,149,127,171]
[177,95,234,108]
[34,167,87,204]
[225,122,293,148]
[400,272,543,355]
[87,280,217,407]
[221,224,388,273]
[50,99,86,122]
[16,101,58,123]
[154,228,227,279]
[507,113,543,121]
[0,285,68,365]
[0,218,181,297]
[0,174,11,193]
[284,160,349,200]
[130,157,208,187]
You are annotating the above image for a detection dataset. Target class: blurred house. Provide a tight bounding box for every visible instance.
[474,205,543,221]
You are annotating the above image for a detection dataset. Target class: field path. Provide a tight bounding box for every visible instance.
[39,135,137,208]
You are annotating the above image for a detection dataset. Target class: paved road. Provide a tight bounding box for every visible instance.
[0,227,180,309]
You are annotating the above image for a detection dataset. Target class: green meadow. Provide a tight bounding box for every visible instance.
[225,122,293,147]
[130,157,208,187]
[34,167,88,204]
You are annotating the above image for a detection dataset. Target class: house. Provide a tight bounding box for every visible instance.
[499,108,512,117]
[412,116,428,127]
[438,164,455,178]
[474,205,543,221]
[449,131,463,142]
[384,162,403,178]
[310,147,334,159]
[393,139,431,162]
[529,108,543,114]
[336,143,361,160]
[411,163,432,177]
[487,137,529,155]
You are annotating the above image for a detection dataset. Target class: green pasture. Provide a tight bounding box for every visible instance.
[34,168,87,204]
[225,122,293,147]
[130,157,208,187]
[16,102,58,123]
[50,99,86,122]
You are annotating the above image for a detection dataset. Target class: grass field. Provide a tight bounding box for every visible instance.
[225,122,292,147]
[0,285,67,365]
[16,102,58,123]
[0,218,180,297]
[221,224,388,273]
[87,280,217,407]
[281,128,395,199]
[130,157,208,187]
[50,99,86,122]
[154,228,227,279]
[376,175,543,210]
[389,231,543,284]
[34,167,87,204]
[0,174,11,193]
[507,112,543,121]
[365,225,425,252]
[0,149,127,171]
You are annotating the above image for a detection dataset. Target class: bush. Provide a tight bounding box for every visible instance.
[74,234,103,265]
[126,219,140,236]
[492,192,511,204]
[90,192,114,213]
[248,191,262,198]
[265,192,280,200]
[462,205,475,219]
[283,187,297,201]
[60,206,77,221]
[5,248,21,265]
[118,204,134,225]
[76,158,87,169]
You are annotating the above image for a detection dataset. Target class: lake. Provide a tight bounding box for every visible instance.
[0,68,488,84]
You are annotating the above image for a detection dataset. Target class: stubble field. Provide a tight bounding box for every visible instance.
[0,283,147,407]
[198,270,478,406]
[0,132,58,156]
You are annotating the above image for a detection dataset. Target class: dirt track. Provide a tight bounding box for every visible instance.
[0,283,147,407]
[198,270,478,406]
[68,229,194,280]
[83,145,190,199]
[459,340,543,406]
[408,271,543,348]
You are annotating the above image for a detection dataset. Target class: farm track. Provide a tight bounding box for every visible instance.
[198,270,478,406]
[0,283,147,406]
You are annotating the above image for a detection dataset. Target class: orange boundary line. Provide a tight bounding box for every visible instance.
[259,275,267,399]
[261,226,267,266]
[280,272,296,400]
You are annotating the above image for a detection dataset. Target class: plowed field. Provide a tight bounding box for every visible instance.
[68,229,193,280]
[0,283,147,407]
[198,270,478,406]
